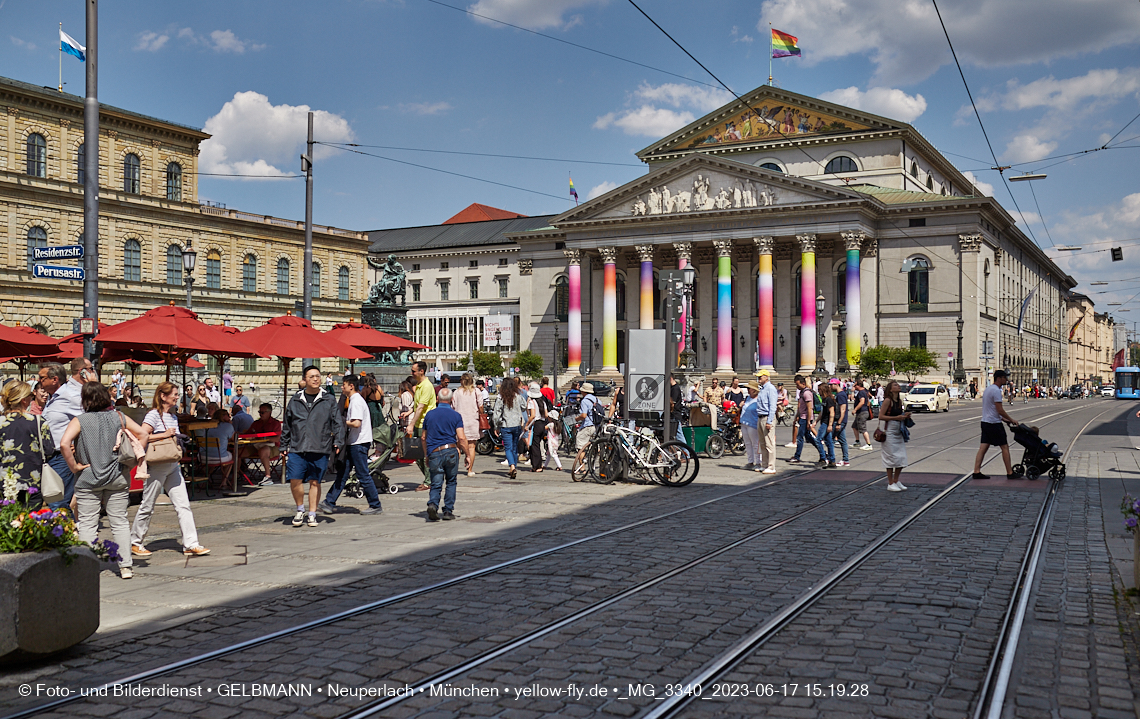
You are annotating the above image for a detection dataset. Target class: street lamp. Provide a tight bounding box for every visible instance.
[679,267,697,368]
[181,239,197,310]
[466,319,475,376]
[495,328,503,375]
[815,291,826,375]
[954,316,966,383]
[552,323,560,395]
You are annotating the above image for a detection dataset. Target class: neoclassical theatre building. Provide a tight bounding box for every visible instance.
[496,85,1075,387]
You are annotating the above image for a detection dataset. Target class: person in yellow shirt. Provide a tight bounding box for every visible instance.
[406,361,437,490]
[703,378,725,407]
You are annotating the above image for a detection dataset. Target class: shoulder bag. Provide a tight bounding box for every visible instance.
[398,435,424,461]
[873,421,887,444]
[36,417,65,505]
[145,414,183,465]
[113,412,146,468]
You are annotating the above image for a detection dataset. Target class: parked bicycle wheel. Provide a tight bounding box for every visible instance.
[652,441,699,487]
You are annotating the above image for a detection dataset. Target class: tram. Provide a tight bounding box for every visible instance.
[1115,367,1140,399]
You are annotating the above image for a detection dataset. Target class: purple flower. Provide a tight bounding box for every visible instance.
[1133,499,1140,513]
[1126,517,1139,529]
[51,525,64,537]
[0,499,13,506]
[27,487,38,495]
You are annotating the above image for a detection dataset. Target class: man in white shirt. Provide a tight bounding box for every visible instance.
[203,377,221,404]
[41,358,91,509]
[319,375,383,514]
[972,370,1021,479]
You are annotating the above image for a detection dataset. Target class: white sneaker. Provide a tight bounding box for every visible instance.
[762,468,776,474]
[292,510,305,527]
[896,482,908,490]
[860,444,873,451]
[887,483,904,492]
[784,442,797,448]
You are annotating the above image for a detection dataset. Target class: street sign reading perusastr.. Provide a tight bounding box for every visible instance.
[33,265,85,280]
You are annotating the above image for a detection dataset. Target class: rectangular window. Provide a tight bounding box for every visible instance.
[412,264,420,272]
[498,278,508,298]
[909,218,926,228]
[469,280,478,300]
[499,258,508,267]
[449,317,457,351]
[206,252,221,289]
[459,317,467,352]
[910,332,927,348]
[411,283,421,302]
[440,262,449,270]
[243,357,257,372]
[440,282,449,301]
[469,260,478,268]
[207,356,219,373]
[908,270,929,312]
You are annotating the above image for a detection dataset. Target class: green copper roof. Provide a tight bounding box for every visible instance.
[848,184,974,205]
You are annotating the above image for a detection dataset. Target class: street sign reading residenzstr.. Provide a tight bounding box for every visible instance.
[33,264,84,280]
[33,245,84,261]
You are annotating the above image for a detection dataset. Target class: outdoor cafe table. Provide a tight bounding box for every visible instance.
[230,432,281,495]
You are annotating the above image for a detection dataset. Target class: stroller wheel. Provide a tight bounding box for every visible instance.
[1025,465,1041,480]
[1012,463,1024,476]
[352,487,365,499]
[389,483,399,494]
[1048,466,1060,480]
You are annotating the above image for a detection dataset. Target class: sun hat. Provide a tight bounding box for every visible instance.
[527,382,542,399]
[580,382,595,394]
[746,380,759,391]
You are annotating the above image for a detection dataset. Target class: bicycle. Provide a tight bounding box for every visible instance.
[775,404,795,427]
[574,419,698,487]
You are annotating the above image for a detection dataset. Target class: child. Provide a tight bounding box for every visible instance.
[544,409,564,471]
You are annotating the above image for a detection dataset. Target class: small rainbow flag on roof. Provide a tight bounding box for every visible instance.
[569,174,579,205]
[771,28,800,58]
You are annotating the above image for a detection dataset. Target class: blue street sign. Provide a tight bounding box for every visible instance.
[33,264,85,280]
[33,245,84,261]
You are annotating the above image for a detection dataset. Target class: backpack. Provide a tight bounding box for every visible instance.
[583,395,606,427]
[810,389,822,415]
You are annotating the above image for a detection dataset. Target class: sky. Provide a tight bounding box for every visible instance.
[3,0,1140,325]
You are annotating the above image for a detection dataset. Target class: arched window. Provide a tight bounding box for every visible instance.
[616,273,626,321]
[908,256,930,312]
[166,162,182,201]
[77,143,85,184]
[759,162,782,173]
[124,239,141,281]
[206,250,221,289]
[166,244,183,285]
[243,254,257,292]
[276,258,290,295]
[926,175,934,191]
[836,262,847,310]
[554,275,568,321]
[311,262,321,299]
[910,161,918,178]
[338,266,350,301]
[123,153,140,194]
[26,227,47,271]
[824,156,857,174]
[26,134,46,177]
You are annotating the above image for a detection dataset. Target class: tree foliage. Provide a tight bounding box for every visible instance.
[896,346,940,382]
[855,345,894,380]
[472,350,504,377]
[855,344,940,382]
[513,349,545,380]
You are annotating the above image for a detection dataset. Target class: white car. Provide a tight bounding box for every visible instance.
[904,383,950,412]
[1100,385,1115,397]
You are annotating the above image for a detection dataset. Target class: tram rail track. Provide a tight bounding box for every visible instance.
[3,399,1099,719]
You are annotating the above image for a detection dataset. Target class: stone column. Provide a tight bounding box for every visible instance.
[798,234,817,373]
[674,242,692,361]
[599,247,619,373]
[635,245,655,330]
[564,249,582,374]
[754,236,774,372]
[841,231,864,371]
[713,239,734,373]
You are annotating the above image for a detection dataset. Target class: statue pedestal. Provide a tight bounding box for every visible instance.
[356,302,415,392]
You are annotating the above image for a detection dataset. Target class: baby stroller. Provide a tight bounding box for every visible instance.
[341,406,401,498]
[1011,424,1066,480]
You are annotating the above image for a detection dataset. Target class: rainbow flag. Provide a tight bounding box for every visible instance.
[569,175,579,205]
[771,28,800,58]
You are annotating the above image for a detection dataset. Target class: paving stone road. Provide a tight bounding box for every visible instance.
[2,398,1138,719]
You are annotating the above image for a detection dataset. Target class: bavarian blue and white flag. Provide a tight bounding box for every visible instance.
[60,29,85,61]
[1016,289,1036,335]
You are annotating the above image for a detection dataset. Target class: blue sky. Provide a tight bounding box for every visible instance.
[3,0,1140,317]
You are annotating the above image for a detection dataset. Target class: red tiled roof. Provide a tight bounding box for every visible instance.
[443,203,529,224]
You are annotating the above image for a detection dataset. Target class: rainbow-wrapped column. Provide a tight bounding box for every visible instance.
[713,239,734,372]
[673,242,692,362]
[599,247,618,372]
[842,231,863,370]
[798,234,817,373]
[565,249,582,373]
[754,236,774,370]
[636,245,654,329]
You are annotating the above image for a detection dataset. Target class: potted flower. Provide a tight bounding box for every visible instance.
[0,493,120,661]
[1122,494,1140,595]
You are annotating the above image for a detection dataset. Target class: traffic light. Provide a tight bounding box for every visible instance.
[1111,247,1123,262]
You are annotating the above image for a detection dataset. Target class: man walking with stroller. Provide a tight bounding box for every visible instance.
[423,388,468,521]
[972,370,1021,480]
[319,375,383,516]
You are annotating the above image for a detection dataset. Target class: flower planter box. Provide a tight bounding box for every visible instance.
[0,548,99,661]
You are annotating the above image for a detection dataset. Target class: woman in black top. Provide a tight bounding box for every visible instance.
[817,383,837,468]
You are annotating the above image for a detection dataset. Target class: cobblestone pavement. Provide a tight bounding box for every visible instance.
[1,399,1135,719]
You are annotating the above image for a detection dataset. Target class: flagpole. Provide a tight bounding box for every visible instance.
[58,22,63,92]
[768,22,773,86]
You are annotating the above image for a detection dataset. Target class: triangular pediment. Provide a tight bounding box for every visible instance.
[552,154,868,225]
[638,85,905,160]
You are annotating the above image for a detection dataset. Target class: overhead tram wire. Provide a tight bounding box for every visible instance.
[419,0,722,91]
[1026,179,1054,247]
[314,141,643,168]
[929,0,1041,247]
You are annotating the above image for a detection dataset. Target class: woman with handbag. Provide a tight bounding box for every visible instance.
[130,382,210,559]
[493,377,526,479]
[60,382,148,579]
[525,382,549,473]
[0,381,55,509]
[452,373,481,477]
[877,380,912,492]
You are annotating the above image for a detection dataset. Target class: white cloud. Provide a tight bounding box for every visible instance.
[978,68,1140,113]
[759,0,1140,84]
[961,171,994,197]
[467,0,606,31]
[398,101,453,115]
[1009,210,1041,226]
[9,36,36,51]
[200,92,354,178]
[1116,193,1140,224]
[1002,134,1058,163]
[134,31,168,52]
[594,106,695,137]
[731,26,754,43]
[587,181,618,200]
[632,83,732,112]
[817,86,927,122]
[594,82,730,138]
[173,27,265,53]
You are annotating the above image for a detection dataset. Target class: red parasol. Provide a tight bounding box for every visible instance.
[0,323,60,380]
[237,313,372,408]
[324,319,428,372]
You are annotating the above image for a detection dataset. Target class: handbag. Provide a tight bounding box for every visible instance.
[145,414,183,465]
[873,421,887,443]
[37,417,65,505]
[398,435,424,461]
[478,406,491,432]
[113,412,146,468]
